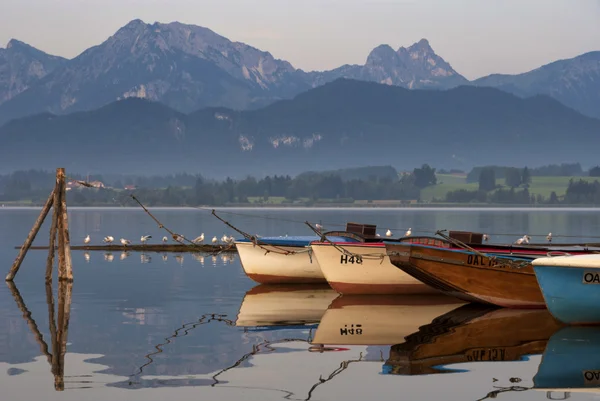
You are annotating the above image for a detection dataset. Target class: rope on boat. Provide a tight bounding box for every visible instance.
[304,221,387,262]
[435,230,531,270]
[212,210,311,256]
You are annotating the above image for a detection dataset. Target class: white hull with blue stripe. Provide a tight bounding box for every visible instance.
[235,235,360,284]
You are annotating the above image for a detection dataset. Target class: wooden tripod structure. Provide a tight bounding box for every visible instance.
[6,167,73,282]
[4,168,74,390]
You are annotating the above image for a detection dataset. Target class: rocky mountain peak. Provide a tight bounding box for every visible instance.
[366,44,401,66]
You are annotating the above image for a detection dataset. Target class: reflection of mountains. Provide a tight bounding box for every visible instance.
[387,306,563,375]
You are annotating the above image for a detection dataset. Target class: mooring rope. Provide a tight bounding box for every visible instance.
[304,221,386,262]
[128,194,234,254]
[212,209,311,256]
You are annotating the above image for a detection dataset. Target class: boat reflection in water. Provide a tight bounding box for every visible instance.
[235,283,338,328]
[534,326,600,398]
[311,294,466,346]
[387,306,563,375]
[312,293,563,376]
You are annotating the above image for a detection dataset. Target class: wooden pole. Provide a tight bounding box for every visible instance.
[45,199,59,283]
[55,170,66,280]
[5,188,55,282]
[58,168,73,281]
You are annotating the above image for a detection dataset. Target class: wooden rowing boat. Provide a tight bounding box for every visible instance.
[385,240,546,308]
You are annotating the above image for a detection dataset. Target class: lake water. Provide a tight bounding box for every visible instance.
[1,207,600,400]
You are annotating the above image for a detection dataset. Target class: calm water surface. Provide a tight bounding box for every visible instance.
[1,207,600,400]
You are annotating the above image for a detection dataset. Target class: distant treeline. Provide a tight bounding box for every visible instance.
[0,166,433,206]
[466,163,587,183]
[445,178,600,204]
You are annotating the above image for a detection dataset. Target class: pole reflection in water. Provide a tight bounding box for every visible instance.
[6,279,74,391]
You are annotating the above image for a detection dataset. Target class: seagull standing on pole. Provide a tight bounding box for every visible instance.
[84,235,91,244]
[385,229,393,237]
[141,235,152,244]
[547,232,552,243]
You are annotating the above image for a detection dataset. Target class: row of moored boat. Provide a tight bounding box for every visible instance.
[233,223,600,325]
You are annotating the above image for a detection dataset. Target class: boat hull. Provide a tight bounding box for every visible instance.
[385,242,546,308]
[311,243,437,295]
[235,242,325,284]
[533,264,600,325]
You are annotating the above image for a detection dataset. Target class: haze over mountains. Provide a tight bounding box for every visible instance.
[1,79,598,177]
[0,19,598,125]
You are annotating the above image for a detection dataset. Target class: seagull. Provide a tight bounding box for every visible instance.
[483,234,489,242]
[193,233,205,244]
[315,223,323,232]
[103,236,114,244]
[376,233,381,237]
[173,234,185,243]
[162,236,168,244]
[515,235,528,245]
[141,235,152,244]
[212,236,218,244]
[523,235,531,244]
[120,238,131,246]
[405,228,412,237]
[227,236,235,244]
[221,234,229,243]
[547,232,552,243]
[385,229,393,237]
[84,235,91,244]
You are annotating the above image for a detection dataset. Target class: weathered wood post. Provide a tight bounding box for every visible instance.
[5,189,55,282]
[60,171,73,281]
[45,197,59,283]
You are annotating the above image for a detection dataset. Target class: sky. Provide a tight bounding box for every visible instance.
[1,0,599,80]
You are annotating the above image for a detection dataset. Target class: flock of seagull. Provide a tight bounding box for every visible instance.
[82,233,236,246]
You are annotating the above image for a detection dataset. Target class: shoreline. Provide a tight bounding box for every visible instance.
[1,203,600,210]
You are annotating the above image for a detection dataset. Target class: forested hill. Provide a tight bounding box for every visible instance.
[1,79,598,177]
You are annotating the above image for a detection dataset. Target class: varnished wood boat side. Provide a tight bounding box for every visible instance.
[386,242,546,308]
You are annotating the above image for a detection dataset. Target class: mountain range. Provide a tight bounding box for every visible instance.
[1,79,598,177]
[0,19,598,125]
